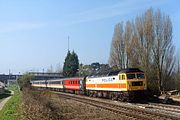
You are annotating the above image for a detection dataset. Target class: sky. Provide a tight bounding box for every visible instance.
[0,0,179,74]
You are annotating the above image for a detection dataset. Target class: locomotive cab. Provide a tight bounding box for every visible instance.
[118,68,147,100]
[118,68,147,91]
[125,72,147,91]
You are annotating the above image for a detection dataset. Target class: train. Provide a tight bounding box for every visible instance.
[31,68,147,101]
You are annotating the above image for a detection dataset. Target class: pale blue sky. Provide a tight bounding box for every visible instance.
[0,0,179,74]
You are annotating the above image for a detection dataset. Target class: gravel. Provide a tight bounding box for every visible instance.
[50,94,130,120]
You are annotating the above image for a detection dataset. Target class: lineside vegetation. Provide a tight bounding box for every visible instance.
[0,85,22,120]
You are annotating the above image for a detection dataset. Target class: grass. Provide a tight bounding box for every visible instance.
[0,85,22,120]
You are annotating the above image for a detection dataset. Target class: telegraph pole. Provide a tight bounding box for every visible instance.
[8,69,11,87]
[178,59,180,73]
[68,36,70,51]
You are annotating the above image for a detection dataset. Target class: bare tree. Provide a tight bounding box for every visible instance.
[134,8,154,85]
[151,9,174,91]
[109,8,175,93]
[133,8,175,92]
[175,58,180,89]
[109,22,126,69]
[124,21,133,68]
[47,65,54,73]
[55,63,62,73]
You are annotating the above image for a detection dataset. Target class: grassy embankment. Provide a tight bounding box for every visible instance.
[0,85,22,120]
[0,84,62,120]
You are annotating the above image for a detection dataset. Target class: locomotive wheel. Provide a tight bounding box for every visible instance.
[110,93,117,100]
[93,92,97,97]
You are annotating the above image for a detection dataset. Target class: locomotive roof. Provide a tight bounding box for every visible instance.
[119,68,143,73]
[107,70,121,76]
[88,68,144,78]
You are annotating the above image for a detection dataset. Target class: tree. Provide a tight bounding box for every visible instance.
[17,73,34,90]
[63,50,79,77]
[78,64,91,76]
[109,8,175,93]
[78,63,111,76]
[69,51,79,76]
[63,50,71,77]
[47,65,54,73]
[91,62,100,74]
[150,9,175,91]
[175,59,180,89]
[109,22,126,69]
[55,63,62,73]
[98,64,111,75]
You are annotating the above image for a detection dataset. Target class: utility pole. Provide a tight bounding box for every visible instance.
[68,36,70,51]
[16,72,20,91]
[8,69,11,87]
[178,59,180,73]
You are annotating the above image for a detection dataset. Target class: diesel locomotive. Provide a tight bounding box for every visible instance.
[31,68,147,101]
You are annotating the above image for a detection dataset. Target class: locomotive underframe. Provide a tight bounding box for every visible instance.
[86,90,147,101]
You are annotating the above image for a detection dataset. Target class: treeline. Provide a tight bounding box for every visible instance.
[109,8,179,93]
[78,62,111,76]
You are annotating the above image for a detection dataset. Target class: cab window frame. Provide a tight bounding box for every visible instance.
[127,73,136,79]
[119,74,125,80]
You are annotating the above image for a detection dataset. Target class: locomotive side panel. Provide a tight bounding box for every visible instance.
[86,76,127,91]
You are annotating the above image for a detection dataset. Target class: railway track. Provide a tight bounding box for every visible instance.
[148,102,180,111]
[131,102,180,118]
[54,92,180,120]
[132,102,180,112]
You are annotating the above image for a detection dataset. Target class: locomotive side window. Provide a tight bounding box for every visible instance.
[119,74,125,80]
[137,73,145,79]
[127,74,136,79]
[119,75,121,80]
[122,75,125,80]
